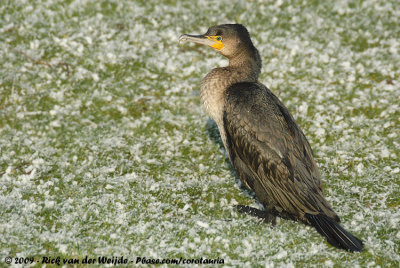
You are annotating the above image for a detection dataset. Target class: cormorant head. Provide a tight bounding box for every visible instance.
[179,24,256,59]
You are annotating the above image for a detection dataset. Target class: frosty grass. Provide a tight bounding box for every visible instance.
[0,0,399,267]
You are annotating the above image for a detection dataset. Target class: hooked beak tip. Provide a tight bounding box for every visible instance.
[179,34,189,43]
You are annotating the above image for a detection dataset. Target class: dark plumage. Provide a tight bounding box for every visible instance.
[179,24,363,252]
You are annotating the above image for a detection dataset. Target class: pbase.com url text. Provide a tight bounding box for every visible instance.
[136,256,224,265]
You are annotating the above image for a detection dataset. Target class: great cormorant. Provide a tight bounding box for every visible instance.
[179,24,363,252]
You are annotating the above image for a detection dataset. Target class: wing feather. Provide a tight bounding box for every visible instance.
[223,82,338,221]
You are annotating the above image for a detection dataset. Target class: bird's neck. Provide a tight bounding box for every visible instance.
[228,47,262,82]
[200,47,262,126]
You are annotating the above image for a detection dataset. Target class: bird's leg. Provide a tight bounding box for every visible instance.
[235,205,276,225]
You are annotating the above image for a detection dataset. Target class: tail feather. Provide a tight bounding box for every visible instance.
[306,213,363,252]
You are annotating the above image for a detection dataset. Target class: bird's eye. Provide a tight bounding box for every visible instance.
[216,36,222,41]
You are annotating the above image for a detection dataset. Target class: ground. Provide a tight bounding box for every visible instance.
[0,0,399,267]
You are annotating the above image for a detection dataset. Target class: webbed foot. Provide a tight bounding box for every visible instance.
[235,205,276,225]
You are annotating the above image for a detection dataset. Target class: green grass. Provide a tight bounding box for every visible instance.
[1,0,399,266]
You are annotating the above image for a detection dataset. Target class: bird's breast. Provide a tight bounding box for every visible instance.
[199,67,256,157]
[200,73,228,126]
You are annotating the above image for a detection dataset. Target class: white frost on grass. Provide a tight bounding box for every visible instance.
[0,0,399,266]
